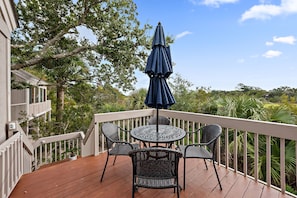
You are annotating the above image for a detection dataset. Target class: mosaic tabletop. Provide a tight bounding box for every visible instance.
[130,125,186,143]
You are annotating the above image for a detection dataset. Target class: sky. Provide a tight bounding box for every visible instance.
[133,0,297,91]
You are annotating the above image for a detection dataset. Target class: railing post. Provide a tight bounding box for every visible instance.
[20,132,24,178]
[233,129,238,172]
[243,131,247,177]
[295,141,297,187]
[266,135,271,187]
[94,122,99,156]
[254,133,259,181]
[280,138,286,193]
[1,150,5,198]
[225,128,229,169]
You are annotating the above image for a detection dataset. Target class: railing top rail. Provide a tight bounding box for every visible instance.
[0,122,34,154]
[94,109,154,123]
[33,131,85,148]
[83,117,95,145]
[0,132,21,151]
[161,109,297,140]
[21,131,34,154]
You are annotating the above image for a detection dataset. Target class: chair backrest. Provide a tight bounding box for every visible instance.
[101,123,120,149]
[148,116,170,125]
[201,124,222,152]
[129,148,182,186]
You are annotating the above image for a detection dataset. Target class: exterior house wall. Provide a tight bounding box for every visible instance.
[11,70,51,121]
[0,0,18,143]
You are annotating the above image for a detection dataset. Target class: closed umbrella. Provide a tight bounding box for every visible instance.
[144,22,175,132]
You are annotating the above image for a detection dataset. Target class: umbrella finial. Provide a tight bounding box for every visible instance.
[152,22,166,47]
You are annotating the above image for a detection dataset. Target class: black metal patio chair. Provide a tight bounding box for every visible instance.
[129,148,182,198]
[177,124,223,190]
[100,122,139,182]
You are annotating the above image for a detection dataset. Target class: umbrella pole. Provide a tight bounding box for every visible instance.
[156,108,159,132]
[156,108,159,147]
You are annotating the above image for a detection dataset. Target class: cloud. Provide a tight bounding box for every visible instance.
[273,36,296,45]
[189,0,238,7]
[262,50,282,58]
[240,0,297,22]
[175,31,193,40]
[265,41,274,46]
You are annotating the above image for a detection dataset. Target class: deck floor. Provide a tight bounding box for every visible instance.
[10,152,294,198]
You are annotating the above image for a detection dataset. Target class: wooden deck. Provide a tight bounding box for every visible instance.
[10,152,294,198]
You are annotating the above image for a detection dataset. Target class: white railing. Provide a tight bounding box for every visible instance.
[160,109,297,195]
[0,124,33,198]
[2,109,297,197]
[84,109,297,196]
[29,100,51,117]
[11,100,51,121]
[0,123,84,198]
[32,132,85,169]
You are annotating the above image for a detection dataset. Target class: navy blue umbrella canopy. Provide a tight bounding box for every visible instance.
[145,22,173,79]
[145,77,175,109]
[144,22,175,131]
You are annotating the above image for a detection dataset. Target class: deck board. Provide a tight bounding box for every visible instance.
[10,152,295,198]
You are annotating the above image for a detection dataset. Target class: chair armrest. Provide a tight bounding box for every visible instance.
[113,140,135,149]
[182,135,218,150]
[117,126,131,134]
[184,128,201,135]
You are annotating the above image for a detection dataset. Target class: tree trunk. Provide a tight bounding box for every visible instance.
[56,84,65,123]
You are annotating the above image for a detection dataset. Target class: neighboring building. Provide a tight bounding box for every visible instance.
[11,69,51,136]
[0,0,18,143]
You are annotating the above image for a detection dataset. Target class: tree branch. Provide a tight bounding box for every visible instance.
[11,45,95,70]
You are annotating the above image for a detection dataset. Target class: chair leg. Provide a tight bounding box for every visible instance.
[132,181,135,198]
[203,159,208,170]
[183,158,186,190]
[212,160,222,190]
[112,155,117,165]
[100,153,110,182]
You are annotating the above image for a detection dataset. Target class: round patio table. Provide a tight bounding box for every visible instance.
[130,125,186,148]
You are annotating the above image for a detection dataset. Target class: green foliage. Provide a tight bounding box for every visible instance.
[169,73,199,112]
[263,105,296,124]
[215,95,265,120]
[128,88,147,110]
[11,77,31,89]
[100,103,126,113]
[12,0,152,92]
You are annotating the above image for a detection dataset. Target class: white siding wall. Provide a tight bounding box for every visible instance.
[0,0,18,143]
[0,21,10,143]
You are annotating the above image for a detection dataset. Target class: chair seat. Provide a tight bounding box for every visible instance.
[178,145,212,159]
[129,148,182,197]
[100,122,140,182]
[110,143,139,155]
[177,124,223,190]
[136,177,177,188]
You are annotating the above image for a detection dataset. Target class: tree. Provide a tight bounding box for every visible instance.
[216,95,265,120]
[236,83,267,98]
[263,105,296,124]
[11,0,152,92]
[41,56,90,123]
[128,88,147,110]
[169,73,198,112]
